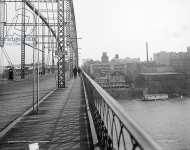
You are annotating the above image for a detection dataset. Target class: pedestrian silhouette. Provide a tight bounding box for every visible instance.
[77,67,81,76]
[8,68,14,80]
[73,67,78,78]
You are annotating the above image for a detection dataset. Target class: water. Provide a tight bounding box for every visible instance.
[119,97,190,150]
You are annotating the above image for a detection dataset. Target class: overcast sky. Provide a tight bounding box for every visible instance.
[2,0,190,66]
[74,0,190,63]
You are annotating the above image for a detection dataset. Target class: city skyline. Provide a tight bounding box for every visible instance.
[1,0,190,66]
[74,0,190,63]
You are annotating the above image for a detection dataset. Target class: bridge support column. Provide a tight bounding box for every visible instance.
[57,0,65,88]
[21,1,25,79]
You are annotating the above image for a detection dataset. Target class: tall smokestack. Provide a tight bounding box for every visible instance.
[146,41,149,62]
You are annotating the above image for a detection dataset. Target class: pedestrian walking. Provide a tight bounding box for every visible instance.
[77,67,81,76]
[73,67,78,78]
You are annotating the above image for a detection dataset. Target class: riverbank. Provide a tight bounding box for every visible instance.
[106,87,190,101]
[106,88,143,100]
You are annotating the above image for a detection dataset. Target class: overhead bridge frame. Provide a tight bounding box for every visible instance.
[10,0,78,87]
[24,0,57,38]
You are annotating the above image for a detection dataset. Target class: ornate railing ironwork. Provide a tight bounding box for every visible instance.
[82,71,163,150]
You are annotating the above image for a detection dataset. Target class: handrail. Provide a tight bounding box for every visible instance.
[82,71,163,150]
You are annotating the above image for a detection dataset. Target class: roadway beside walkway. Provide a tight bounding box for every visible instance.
[0,74,57,132]
[0,77,93,150]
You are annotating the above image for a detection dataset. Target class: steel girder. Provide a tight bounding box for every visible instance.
[65,0,78,77]
[65,0,73,77]
[70,0,78,68]
[21,1,25,79]
[57,0,78,87]
[57,0,65,88]
[5,0,78,87]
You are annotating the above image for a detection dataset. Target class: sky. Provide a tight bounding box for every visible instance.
[1,0,190,66]
[73,0,190,63]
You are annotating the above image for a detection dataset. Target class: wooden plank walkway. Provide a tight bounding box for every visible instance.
[0,78,93,150]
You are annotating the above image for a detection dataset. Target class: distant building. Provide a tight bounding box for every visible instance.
[115,54,119,59]
[90,53,129,78]
[110,54,120,63]
[109,71,126,84]
[82,59,95,75]
[187,46,190,56]
[111,63,126,74]
[125,61,174,83]
[95,76,109,85]
[170,56,190,74]
[123,57,140,63]
[84,52,140,84]
[101,52,109,63]
[153,48,190,75]
[154,49,190,65]
[153,51,171,65]
[111,54,140,64]
[90,60,127,78]
[90,62,111,78]
[95,71,128,88]
[135,72,186,95]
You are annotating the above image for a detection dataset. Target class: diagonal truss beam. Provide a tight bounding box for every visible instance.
[24,0,57,38]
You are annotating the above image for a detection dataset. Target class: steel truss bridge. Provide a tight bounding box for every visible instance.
[0,1,163,150]
[0,0,78,88]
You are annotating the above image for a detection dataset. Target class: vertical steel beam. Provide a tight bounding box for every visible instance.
[32,12,37,112]
[51,37,55,73]
[0,0,5,48]
[57,0,65,88]
[70,0,78,67]
[21,1,25,79]
[47,30,50,71]
[42,23,45,75]
[65,0,72,78]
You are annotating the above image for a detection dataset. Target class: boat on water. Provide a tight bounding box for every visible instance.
[143,94,168,100]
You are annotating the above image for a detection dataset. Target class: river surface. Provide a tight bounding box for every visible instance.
[119,97,190,150]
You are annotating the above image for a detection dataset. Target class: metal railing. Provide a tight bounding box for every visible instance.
[82,71,163,150]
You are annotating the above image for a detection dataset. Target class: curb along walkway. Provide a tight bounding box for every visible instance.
[0,77,92,150]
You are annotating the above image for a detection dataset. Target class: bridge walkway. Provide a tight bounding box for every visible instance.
[0,77,93,150]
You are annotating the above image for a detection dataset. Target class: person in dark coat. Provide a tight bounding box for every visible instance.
[73,67,78,78]
[77,67,81,76]
[8,68,14,80]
